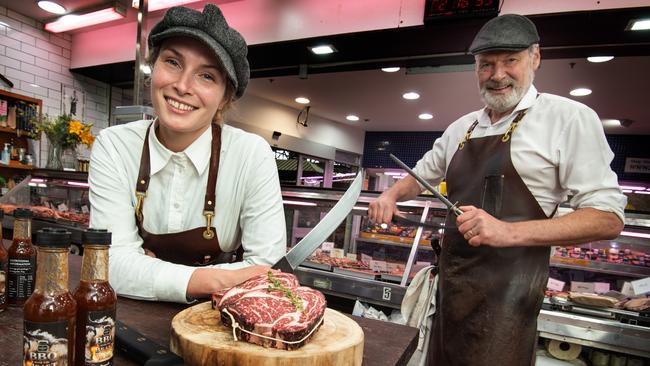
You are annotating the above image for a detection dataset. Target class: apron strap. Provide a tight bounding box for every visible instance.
[135,122,154,223]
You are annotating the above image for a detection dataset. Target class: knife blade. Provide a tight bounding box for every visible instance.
[273,169,364,272]
[115,320,185,365]
[389,154,463,216]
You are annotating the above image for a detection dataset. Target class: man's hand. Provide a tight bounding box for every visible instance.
[368,192,401,225]
[187,265,273,299]
[456,205,513,247]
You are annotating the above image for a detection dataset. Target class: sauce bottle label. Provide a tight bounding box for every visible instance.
[84,310,115,365]
[24,320,70,365]
[8,257,36,301]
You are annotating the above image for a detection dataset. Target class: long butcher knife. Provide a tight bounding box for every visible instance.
[272,169,364,272]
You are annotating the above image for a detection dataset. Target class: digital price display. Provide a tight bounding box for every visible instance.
[424,0,499,22]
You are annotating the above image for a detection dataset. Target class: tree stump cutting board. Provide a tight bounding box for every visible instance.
[170,301,364,366]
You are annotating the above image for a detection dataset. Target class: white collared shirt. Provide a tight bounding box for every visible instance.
[89,120,286,303]
[414,85,627,221]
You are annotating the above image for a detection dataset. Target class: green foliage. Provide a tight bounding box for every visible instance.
[29,114,95,150]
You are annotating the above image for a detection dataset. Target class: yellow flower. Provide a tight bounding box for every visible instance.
[69,120,83,135]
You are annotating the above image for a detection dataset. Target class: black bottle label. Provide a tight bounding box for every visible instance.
[24,320,70,365]
[84,310,115,365]
[8,257,35,301]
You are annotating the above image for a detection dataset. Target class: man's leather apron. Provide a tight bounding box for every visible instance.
[428,110,552,366]
[134,123,242,266]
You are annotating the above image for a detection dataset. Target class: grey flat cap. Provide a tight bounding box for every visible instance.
[469,14,539,55]
[148,4,249,99]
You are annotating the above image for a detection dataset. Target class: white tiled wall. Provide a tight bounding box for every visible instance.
[0,6,111,166]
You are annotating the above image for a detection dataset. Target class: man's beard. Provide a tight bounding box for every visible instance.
[479,70,533,113]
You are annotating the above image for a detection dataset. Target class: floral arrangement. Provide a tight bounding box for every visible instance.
[30,114,95,149]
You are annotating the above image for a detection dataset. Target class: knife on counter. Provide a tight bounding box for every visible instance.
[272,169,364,273]
[115,320,185,365]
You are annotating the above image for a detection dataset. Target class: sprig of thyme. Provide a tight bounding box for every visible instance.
[267,271,304,312]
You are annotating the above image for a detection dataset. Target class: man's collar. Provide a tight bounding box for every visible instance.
[149,123,213,176]
[478,84,538,125]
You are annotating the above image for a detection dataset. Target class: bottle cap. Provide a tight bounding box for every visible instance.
[35,228,71,248]
[83,228,112,245]
[14,208,33,218]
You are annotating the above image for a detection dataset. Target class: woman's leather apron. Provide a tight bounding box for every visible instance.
[428,110,552,366]
[134,123,242,266]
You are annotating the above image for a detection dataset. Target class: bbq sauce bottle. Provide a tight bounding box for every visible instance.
[7,208,36,306]
[23,228,76,366]
[73,229,116,366]
[0,210,7,311]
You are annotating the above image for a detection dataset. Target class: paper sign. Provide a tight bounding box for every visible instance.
[369,260,387,272]
[631,277,650,295]
[360,253,372,265]
[386,262,399,272]
[320,242,334,251]
[570,281,595,293]
[594,282,610,294]
[81,205,89,214]
[57,203,68,212]
[330,248,345,258]
[621,282,635,297]
[346,253,358,261]
[547,278,565,292]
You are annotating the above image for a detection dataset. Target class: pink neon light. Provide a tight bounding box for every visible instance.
[620,185,646,190]
[147,0,202,12]
[30,178,46,183]
[622,189,633,193]
[634,190,650,195]
[45,8,125,33]
[67,181,90,188]
[282,200,317,207]
[620,231,650,239]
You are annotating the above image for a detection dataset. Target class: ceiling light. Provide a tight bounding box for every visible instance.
[134,0,203,12]
[295,97,310,104]
[602,119,621,127]
[587,56,614,63]
[140,64,151,75]
[620,185,646,190]
[44,4,126,33]
[310,45,335,55]
[627,19,650,31]
[569,88,591,97]
[382,67,400,73]
[418,113,433,120]
[37,1,66,14]
[346,115,360,121]
[402,92,420,100]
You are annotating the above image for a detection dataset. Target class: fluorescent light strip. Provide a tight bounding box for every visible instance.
[147,0,203,12]
[45,7,125,33]
[67,181,90,187]
[620,185,646,190]
[634,191,650,195]
[283,200,317,207]
[620,231,650,239]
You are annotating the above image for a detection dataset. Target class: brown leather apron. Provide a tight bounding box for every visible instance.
[134,122,242,266]
[428,110,552,366]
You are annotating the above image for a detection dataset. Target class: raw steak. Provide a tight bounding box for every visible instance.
[217,272,326,350]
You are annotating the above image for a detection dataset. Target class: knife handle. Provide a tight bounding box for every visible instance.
[115,320,184,365]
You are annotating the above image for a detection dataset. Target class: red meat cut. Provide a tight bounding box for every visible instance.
[217,272,326,350]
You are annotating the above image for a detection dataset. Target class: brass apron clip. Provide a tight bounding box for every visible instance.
[135,191,146,223]
[203,211,215,240]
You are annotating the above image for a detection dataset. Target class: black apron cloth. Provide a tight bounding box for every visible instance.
[134,123,242,267]
[428,111,551,366]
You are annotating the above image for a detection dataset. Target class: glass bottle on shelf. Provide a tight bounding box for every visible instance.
[7,208,36,306]
[0,210,7,311]
[23,228,76,365]
[74,229,116,366]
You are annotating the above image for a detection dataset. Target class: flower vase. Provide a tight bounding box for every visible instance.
[46,141,64,170]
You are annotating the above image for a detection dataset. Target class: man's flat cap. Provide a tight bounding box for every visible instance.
[469,14,539,55]
[148,4,249,99]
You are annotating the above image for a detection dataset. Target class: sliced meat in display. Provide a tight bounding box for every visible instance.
[217,272,326,350]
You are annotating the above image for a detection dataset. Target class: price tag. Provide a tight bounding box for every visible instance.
[330,248,345,258]
[631,277,650,295]
[594,282,610,294]
[546,278,565,292]
[320,242,334,252]
[369,260,387,272]
[621,282,635,297]
[386,262,399,272]
[57,203,68,212]
[346,253,358,261]
[570,281,595,293]
[81,205,89,214]
[360,253,372,265]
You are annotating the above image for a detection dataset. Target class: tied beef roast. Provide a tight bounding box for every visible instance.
[217,272,326,350]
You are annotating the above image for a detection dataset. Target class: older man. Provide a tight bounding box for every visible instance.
[368,14,626,365]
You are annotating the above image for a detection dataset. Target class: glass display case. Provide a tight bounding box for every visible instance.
[0,169,89,253]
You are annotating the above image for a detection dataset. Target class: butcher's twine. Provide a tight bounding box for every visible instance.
[221,308,325,346]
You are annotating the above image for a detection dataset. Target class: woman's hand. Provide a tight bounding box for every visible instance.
[186,265,273,299]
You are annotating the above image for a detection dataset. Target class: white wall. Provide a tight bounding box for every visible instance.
[0,6,110,165]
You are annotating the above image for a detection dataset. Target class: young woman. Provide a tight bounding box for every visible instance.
[88,4,286,303]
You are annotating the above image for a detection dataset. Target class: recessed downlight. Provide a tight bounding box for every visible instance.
[37,1,66,14]
[602,119,621,127]
[381,67,400,73]
[570,88,592,97]
[309,45,335,55]
[587,56,614,63]
[295,97,310,104]
[418,113,433,120]
[346,115,360,121]
[402,92,420,100]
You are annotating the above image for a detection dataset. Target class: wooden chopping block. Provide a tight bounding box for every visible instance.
[171,301,364,366]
